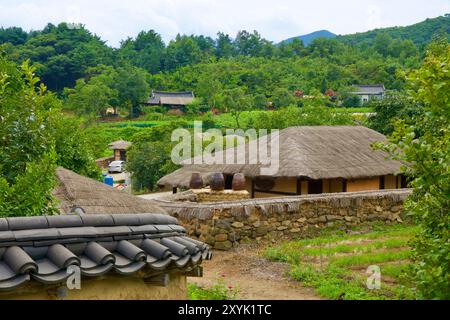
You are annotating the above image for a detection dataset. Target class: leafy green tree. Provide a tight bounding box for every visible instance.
[126,121,186,191]
[272,88,296,109]
[341,92,362,107]
[234,30,273,57]
[216,32,235,58]
[163,35,203,70]
[118,30,165,73]
[5,22,113,91]
[65,64,149,117]
[254,93,268,110]
[196,75,222,109]
[252,105,353,130]
[374,33,394,57]
[65,78,117,117]
[380,41,449,299]
[278,38,305,58]
[114,65,150,117]
[218,88,253,127]
[368,92,422,135]
[52,117,102,179]
[0,27,28,45]
[0,58,59,216]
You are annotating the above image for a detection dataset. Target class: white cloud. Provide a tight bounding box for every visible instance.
[0,0,448,47]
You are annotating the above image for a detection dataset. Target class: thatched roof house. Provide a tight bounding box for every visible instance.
[54,167,164,214]
[108,140,132,150]
[108,140,132,161]
[158,126,407,198]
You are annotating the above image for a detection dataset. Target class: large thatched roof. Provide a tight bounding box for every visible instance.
[158,126,403,188]
[54,168,165,214]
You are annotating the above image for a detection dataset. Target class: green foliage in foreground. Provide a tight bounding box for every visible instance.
[0,56,101,216]
[126,121,187,192]
[264,224,418,300]
[379,39,450,299]
[0,58,59,216]
[368,91,423,135]
[188,278,239,300]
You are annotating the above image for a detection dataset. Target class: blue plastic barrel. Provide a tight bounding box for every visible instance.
[104,175,114,187]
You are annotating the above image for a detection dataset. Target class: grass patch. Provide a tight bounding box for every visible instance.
[188,278,239,300]
[264,224,418,300]
[333,107,374,113]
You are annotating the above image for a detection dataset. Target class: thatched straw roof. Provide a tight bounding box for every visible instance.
[53,168,165,214]
[108,140,132,150]
[158,126,403,188]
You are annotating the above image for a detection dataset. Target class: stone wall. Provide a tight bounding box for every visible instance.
[155,189,412,250]
[192,189,250,203]
[95,155,114,169]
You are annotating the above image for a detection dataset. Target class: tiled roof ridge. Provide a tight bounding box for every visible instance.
[0,213,177,231]
[0,213,211,292]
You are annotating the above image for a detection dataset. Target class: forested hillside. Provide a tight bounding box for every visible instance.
[338,14,450,47]
[0,15,448,117]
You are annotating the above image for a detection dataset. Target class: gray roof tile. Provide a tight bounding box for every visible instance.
[13,228,59,242]
[0,219,8,231]
[46,215,83,228]
[80,214,115,227]
[129,225,157,234]
[58,227,97,238]
[111,214,142,226]
[6,217,48,231]
[95,226,132,237]
[0,231,15,242]
[160,238,189,257]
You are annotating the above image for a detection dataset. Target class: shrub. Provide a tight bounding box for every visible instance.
[380,40,449,299]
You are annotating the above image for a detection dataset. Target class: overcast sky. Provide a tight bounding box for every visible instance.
[0,0,449,47]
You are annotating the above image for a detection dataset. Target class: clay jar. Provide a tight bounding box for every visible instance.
[189,172,203,189]
[232,173,246,191]
[210,172,225,191]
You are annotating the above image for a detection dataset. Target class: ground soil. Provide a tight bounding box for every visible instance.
[188,243,321,300]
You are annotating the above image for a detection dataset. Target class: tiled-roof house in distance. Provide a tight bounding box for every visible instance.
[144,90,195,115]
[0,168,211,299]
[158,126,408,198]
[351,84,385,103]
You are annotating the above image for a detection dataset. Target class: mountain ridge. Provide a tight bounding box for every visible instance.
[280,30,337,46]
[280,15,449,47]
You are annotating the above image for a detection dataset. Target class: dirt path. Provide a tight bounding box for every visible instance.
[188,244,321,300]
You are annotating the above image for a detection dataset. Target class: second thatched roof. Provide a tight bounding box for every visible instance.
[54,168,165,215]
[108,140,132,150]
[157,126,403,188]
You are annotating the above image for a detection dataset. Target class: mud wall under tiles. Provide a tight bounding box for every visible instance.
[156,189,412,250]
[0,272,187,300]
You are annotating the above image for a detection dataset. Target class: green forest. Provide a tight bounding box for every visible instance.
[0,13,449,300]
[0,15,448,118]
[0,14,448,191]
